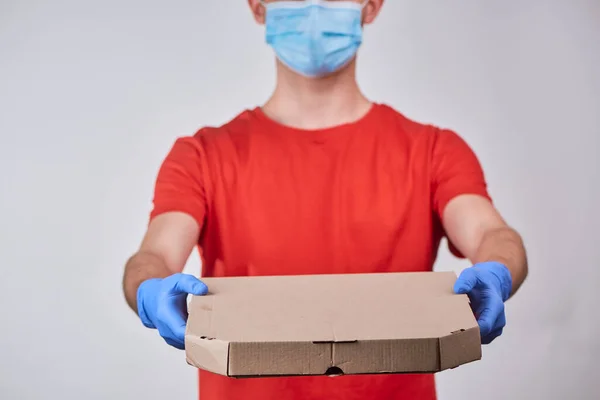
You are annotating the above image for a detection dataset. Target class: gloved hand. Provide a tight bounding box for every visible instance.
[137,273,208,349]
[454,262,512,344]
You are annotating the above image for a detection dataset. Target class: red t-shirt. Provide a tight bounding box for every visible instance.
[150,104,490,400]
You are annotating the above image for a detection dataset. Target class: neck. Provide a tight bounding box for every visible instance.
[262,59,372,130]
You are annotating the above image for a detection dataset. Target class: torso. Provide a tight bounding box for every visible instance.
[198,104,445,281]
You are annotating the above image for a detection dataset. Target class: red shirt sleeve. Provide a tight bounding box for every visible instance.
[431,129,492,257]
[149,136,208,228]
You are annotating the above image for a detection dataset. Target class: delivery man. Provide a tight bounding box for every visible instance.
[122,1,528,399]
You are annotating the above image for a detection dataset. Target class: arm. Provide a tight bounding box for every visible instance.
[122,212,207,350]
[122,211,201,313]
[429,128,527,344]
[123,136,209,349]
[442,194,528,344]
[442,194,528,297]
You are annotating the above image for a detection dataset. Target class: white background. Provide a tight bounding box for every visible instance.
[1,0,599,399]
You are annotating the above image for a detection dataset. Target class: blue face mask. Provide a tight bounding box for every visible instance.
[263,0,366,78]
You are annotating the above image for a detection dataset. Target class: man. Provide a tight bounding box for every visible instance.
[122,0,528,399]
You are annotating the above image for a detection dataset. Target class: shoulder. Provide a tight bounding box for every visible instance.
[375,104,440,139]
[194,109,259,142]
[165,108,259,157]
[377,104,470,148]
[376,104,429,130]
[375,104,457,149]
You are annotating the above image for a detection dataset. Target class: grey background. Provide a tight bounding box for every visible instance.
[1,0,599,399]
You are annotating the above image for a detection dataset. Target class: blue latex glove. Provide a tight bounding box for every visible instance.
[136,273,208,349]
[454,262,512,344]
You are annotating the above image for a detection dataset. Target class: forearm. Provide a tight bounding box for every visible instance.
[122,251,173,313]
[473,226,528,297]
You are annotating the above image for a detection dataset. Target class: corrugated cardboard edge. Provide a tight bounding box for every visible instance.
[331,339,440,375]
[185,332,481,377]
[185,336,229,376]
[438,326,482,370]
[184,321,482,376]
[228,342,332,376]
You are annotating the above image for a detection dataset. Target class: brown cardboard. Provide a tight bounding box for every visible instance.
[185,271,481,377]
